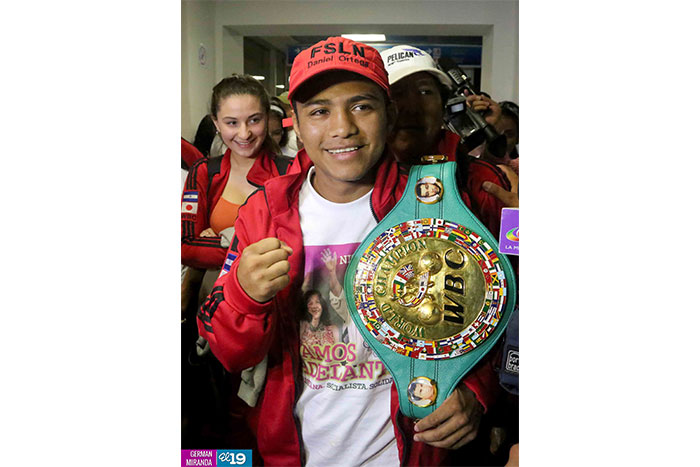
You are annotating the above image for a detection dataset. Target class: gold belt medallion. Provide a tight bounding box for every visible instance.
[352,218,508,360]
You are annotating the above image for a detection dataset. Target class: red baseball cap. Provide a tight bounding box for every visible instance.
[287,36,390,103]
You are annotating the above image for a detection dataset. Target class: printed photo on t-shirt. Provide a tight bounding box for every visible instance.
[299,243,391,392]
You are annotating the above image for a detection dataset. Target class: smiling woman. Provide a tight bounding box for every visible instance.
[180,74,293,456]
[299,289,341,346]
[181,74,289,272]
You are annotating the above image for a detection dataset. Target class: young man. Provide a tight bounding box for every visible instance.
[197,37,505,466]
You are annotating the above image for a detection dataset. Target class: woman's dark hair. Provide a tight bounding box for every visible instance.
[193,115,216,157]
[300,289,331,325]
[209,74,281,156]
[499,101,519,124]
[269,96,288,147]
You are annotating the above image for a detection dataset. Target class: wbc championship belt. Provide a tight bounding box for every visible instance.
[344,156,517,418]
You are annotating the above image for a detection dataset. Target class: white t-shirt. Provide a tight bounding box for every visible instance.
[296,168,399,467]
[280,128,300,159]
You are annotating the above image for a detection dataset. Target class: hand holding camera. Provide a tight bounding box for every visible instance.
[437,57,507,159]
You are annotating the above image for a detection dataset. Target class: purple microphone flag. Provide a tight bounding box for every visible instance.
[498,208,519,255]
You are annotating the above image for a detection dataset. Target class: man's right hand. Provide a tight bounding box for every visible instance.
[237,237,293,303]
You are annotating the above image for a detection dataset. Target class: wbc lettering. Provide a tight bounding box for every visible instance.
[353,218,509,360]
[442,248,467,325]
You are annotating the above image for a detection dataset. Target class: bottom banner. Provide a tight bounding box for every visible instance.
[181,449,252,467]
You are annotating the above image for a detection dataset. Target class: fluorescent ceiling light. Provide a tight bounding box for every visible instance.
[341,34,386,42]
[275,84,285,89]
[252,75,265,80]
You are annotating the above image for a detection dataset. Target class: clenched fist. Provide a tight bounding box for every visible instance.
[237,237,293,303]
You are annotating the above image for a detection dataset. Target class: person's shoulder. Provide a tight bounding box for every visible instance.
[465,156,503,176]
[181,138,205,169]
[496,163,518,190]
[189,155,213,176]
[182,156,210,189]
[190,155,209,167]
[459,155,511,190]
[249,152,294,187]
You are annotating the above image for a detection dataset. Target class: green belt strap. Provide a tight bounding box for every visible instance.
[344,160,517,418]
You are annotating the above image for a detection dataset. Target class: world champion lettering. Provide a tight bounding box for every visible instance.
[374,238,429,296]
[358,228,484,346]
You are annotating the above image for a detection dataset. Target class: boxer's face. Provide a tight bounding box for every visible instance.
[293,72,395,200]
[419,183,440,198]
[413,382,434,400]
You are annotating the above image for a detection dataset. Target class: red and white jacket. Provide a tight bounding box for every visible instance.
[197,149,509,466]
[181,148,290,270]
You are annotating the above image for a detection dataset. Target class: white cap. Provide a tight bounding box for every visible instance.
[380,45,452,88]
[269,103,285,117]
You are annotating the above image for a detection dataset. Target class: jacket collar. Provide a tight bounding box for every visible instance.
[263,148,405,222]
[219,148,282,187]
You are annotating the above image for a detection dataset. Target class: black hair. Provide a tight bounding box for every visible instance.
[408,381,421,402]
[193,115,216,157]
[300,289,331,325]
[499,101,519,123]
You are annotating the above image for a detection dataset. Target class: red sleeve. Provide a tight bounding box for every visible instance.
[181,159,227,269]
[460,159,511,239]
[457,159,512,411]
[181,138,204,170]
[462,351,501,412]
[196,190,279,373]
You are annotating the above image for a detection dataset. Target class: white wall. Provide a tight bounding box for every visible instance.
[181,0,518,140]
[181,1,216,142]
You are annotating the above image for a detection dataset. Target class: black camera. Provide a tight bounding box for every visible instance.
[437,57,506,159]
